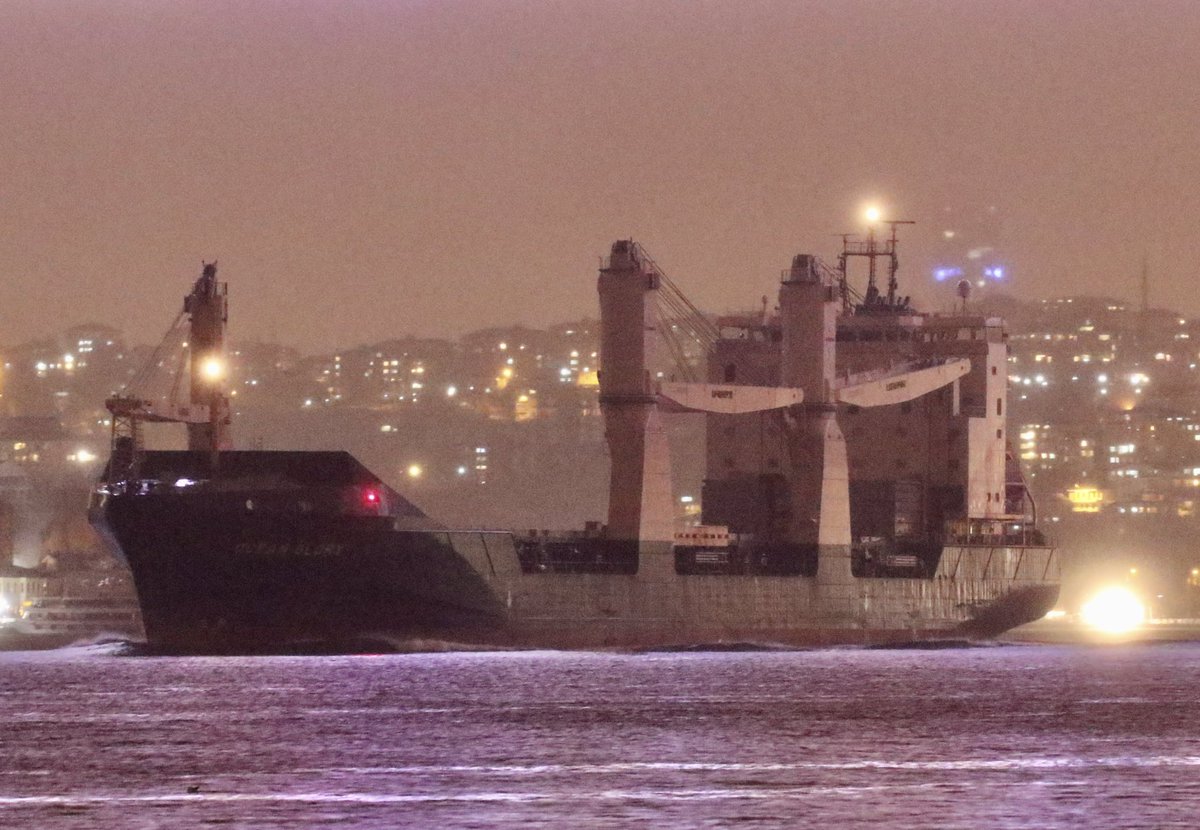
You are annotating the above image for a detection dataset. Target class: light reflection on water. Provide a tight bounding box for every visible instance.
[0,644,1197,828]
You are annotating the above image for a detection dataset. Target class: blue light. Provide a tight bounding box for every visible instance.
[984,265,1005,280]
[933,266,963,282]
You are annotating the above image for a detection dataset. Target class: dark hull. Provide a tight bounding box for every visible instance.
[93,480,1060,654]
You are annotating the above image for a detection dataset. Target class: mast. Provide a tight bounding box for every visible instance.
[104,262,231,483]
[184,262,231,463]
[839,218,915,313]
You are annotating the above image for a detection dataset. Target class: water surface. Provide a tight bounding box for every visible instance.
[0,643,1196,828]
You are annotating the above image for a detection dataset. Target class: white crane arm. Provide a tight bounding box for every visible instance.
[835,358,970,408]
[657,382,804,414]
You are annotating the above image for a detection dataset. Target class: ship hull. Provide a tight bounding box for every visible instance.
[93,486,1059,654]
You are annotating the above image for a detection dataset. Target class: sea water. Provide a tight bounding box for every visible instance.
[0,643,1197,828]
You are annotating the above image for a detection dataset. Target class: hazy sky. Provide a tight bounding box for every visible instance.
[2,1,1198,350]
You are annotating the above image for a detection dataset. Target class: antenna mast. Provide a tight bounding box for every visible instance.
[838,219,915,314]
[1139,254,1149,315]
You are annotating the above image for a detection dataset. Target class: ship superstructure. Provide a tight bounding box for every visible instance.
[702,254,1024,579]
[90,229,1059,653]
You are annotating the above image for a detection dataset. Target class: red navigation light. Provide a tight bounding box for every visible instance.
[362,488,381,507]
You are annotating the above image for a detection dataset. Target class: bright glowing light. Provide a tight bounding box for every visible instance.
[864,205,882,224]
[446,385,457,397]
[1080,587,1145,633]
[73,449,97,464]
[1066,485,1103,512]
[406,464,423,479]
[200,356,225,381]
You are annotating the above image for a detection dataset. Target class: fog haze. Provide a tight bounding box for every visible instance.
[2,0,1197,349]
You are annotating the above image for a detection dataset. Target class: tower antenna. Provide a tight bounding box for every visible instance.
[1139,253,1149,315]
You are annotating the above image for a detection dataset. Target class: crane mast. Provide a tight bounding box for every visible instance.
[184,263,231,455]
[105,263,231,482]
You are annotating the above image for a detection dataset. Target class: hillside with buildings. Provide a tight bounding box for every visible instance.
[2,295,1200,613]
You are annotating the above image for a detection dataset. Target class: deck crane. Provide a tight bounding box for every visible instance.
[597,239,969,581]
[105,263,231,482]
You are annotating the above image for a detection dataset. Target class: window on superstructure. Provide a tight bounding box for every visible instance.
[996,398,1003,416]
[724,364,736,383]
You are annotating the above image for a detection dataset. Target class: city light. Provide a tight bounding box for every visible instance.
[864,205,882,224]
[1066,485,1103,513]
[1080,587,1145,634]
[406,464,423,479]
[200,356,225,381]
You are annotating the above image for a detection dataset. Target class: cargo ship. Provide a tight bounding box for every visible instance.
[90,227,1059,653]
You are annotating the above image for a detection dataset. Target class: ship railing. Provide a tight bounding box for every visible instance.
[944,519,1047,548]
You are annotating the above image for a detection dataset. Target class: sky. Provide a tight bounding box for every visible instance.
[2,0,1198,351]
